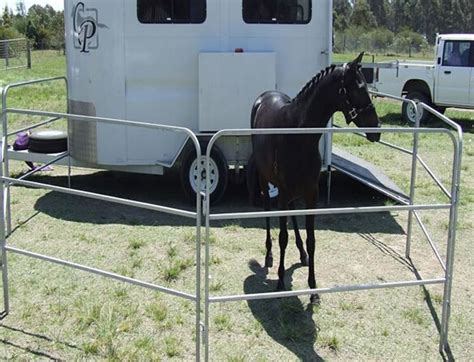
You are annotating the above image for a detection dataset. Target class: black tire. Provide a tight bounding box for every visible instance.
[28,130,68,153]
[180,143,228,204]
[402,91,431,124]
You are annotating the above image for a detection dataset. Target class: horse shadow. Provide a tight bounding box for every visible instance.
[244,259,323,361]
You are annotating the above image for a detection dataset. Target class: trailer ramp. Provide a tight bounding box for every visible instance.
[331,147,409,205]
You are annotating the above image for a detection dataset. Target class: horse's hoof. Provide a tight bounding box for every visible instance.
[310,294,321,305]
[265,257,273,268]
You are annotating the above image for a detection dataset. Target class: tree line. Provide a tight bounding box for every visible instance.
[0,1,64,50]
[334,0,474,55]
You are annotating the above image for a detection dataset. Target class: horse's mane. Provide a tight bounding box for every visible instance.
[292,64,338,105]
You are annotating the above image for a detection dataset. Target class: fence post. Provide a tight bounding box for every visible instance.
[27,40,32,69]
[4,41,9,68]
[405,102,421,258]
[0,124,10,316]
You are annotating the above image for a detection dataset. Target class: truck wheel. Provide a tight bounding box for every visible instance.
[402,92,431,124]
[180,144,228,204]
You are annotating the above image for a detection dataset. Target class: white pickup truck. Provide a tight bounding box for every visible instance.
[370,34,474,123]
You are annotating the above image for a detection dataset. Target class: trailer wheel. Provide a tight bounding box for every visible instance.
[402,92,431,124]
[28,130,68,153]
[180,144,228,204]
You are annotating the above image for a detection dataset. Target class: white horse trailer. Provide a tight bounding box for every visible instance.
[10,0,329,202]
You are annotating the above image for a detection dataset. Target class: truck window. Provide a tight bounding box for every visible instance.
[137,0,206,24]
[243,0,311,24]
[442,41,471,67]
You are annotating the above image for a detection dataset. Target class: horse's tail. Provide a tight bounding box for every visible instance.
[250,94,264,129]
[246,153,261,207]
[249,95,260,205]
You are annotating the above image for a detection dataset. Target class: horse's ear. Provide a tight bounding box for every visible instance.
[348,52,364,72]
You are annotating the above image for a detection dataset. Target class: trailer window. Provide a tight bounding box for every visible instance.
[243,0,311,24]
[442,41,471,67]
[137,0,206,24]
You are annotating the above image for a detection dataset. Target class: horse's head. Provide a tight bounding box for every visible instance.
[339,52,381,142]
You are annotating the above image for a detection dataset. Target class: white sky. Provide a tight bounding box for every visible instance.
[3,0,64,12]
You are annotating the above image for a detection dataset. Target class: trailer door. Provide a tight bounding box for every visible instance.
[124,0,219,166]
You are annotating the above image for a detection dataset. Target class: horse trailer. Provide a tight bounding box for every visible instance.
[62,0,333,201]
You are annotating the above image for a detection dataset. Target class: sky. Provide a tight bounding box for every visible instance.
[3,0,64,12]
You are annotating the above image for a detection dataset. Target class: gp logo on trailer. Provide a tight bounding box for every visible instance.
[72,2,107,53]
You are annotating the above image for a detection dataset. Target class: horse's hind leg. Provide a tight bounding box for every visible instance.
[264,212,273,268]
[290,202,308,266]
[259,176,273,268]
[277,197,289,291]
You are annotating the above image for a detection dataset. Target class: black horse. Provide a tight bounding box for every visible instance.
[250,52,381,304]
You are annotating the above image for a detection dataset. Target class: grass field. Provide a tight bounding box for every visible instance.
[0,51,473,360]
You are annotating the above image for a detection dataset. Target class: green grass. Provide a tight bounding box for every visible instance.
[318,334,341,352]
[332,51,433,64]
[0,50,473,360]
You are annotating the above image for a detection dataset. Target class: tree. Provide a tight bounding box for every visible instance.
[350,0,377,29]
[2,5,13,27]
[367,0,389,27]
[393,29,428,57]
[439,0,467,33]
[25,20,37,42]
[16,1,26,17]
[333,0,352,31]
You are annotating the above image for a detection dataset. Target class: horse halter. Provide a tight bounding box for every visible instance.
[339,64,375,123]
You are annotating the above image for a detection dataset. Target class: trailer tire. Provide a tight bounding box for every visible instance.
[28,130,68,154]
[402,92,431,124]
[180,143,228,204]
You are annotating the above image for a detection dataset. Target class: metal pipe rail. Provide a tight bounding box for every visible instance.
[210,278,446,304]
[413,211,447,272]
[6,246,197,301]
[203,98,462,359]
[421,103,463,355]
[16,152,69,181]
[0,106,204,360]
[8,116,63,138]
[209,203,451,221]
[1,77,69,236]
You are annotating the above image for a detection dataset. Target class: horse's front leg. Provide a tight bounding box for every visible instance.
[277,197,289,291]
[277,214,289,291]
[290,202,308,266]
[265,214,273,268]
[306,214,320,304]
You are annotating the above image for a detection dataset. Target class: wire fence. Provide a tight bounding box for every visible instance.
[0,38,31,71]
